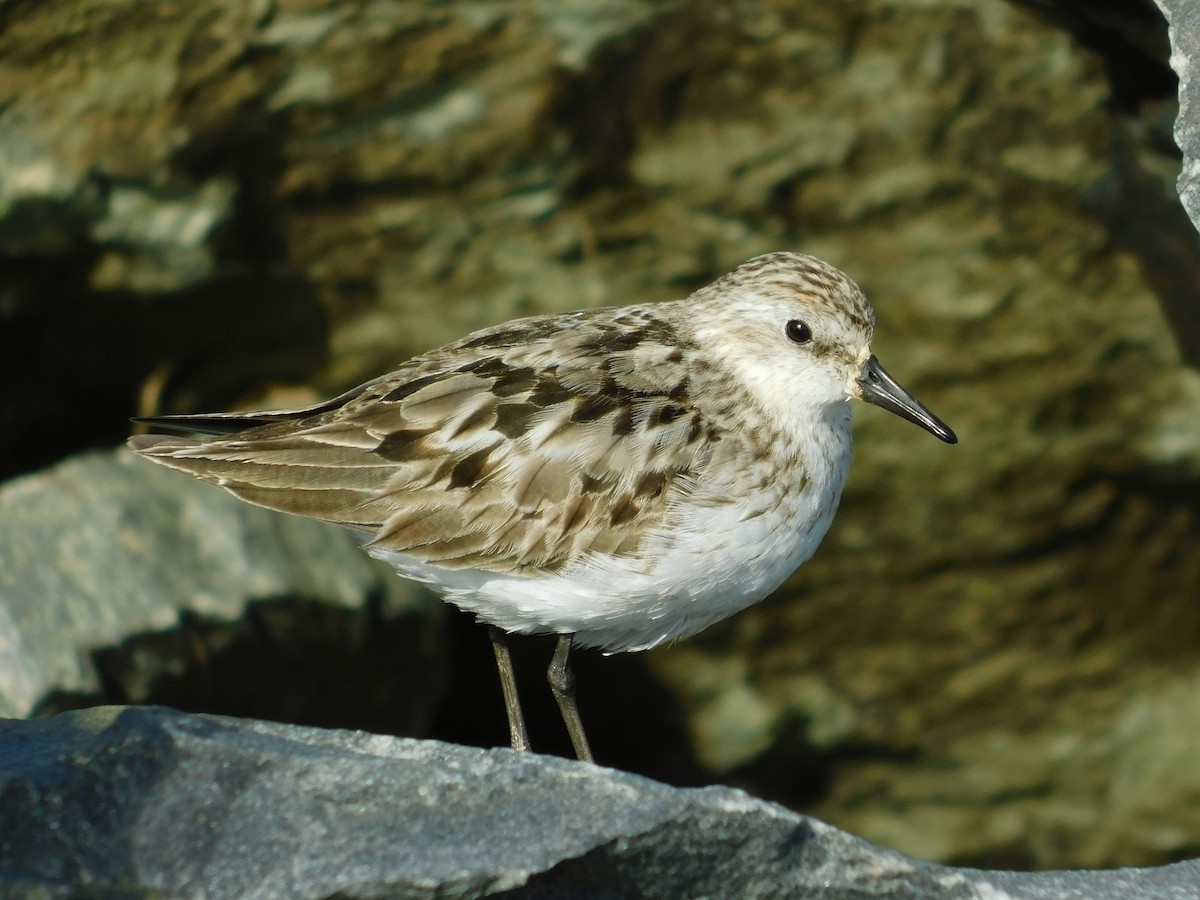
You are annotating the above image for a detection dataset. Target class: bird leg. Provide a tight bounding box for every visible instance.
[547,634,594,763]
[488,626,531,753]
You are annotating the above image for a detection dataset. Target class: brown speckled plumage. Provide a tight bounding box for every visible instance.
[133,302,724,575]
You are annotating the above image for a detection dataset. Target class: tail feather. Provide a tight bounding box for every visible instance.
[129,374,386,437]
[127,370,420,534]
[127,391,391,531]
[131,411,307,436]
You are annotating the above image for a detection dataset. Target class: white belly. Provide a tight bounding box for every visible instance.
[367,419,852,653]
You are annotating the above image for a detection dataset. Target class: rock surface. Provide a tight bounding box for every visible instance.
[0,706,1197,900]
[1160,0,1200,233]
[0,449,445,728]
[2,0,1200,871]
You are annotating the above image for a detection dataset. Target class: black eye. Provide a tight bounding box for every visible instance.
[785,320,812,344]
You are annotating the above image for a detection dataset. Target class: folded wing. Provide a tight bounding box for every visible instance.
[130,307,718,576]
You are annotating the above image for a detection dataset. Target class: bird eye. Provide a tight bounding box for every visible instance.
[785,320,812,344]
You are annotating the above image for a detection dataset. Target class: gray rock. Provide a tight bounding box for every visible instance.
[0,706,1197,899]
[0,449,445,724]
[1158,0,1200,233]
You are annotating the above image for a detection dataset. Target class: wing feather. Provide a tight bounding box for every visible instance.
[131,305,720,575]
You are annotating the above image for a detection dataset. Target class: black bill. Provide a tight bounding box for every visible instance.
[858,355,957,444]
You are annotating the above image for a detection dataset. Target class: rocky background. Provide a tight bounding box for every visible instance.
[3,0,1199,872]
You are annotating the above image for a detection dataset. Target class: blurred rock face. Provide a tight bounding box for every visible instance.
[2,0,1198,869]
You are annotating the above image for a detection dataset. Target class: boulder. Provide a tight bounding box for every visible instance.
[2,706,1198,899]
[0,449,445,732]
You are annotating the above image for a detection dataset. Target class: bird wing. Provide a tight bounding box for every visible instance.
[130,306,722,576]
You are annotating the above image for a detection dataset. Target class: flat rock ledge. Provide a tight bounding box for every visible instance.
[0,707,1196,899]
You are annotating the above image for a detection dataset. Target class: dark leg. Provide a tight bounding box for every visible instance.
[488,626,531,753]
[547,634,594,763]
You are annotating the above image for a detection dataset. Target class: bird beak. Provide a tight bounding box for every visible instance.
[857,355,957,444]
